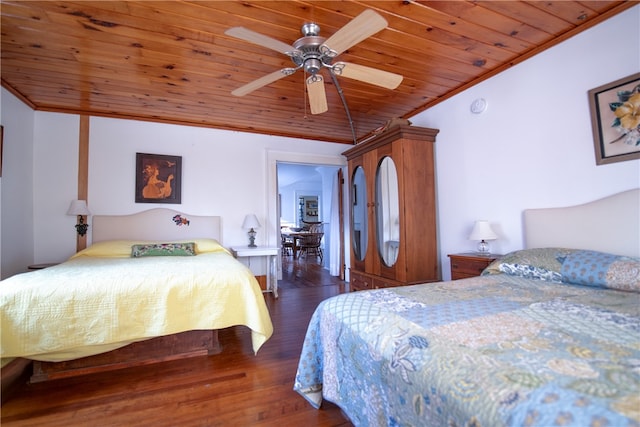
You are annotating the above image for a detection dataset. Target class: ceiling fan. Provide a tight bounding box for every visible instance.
[225,9,403,115]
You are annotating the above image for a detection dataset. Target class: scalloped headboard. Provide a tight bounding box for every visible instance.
[523,189,639,257]
[92,209,222,244]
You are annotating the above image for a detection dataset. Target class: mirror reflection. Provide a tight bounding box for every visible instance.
[351,166,368,261]
[376,157,400,267]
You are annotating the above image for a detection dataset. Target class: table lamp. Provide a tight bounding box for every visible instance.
[242,214,261,248]
[468,220,497,255]
[67,200,91,236]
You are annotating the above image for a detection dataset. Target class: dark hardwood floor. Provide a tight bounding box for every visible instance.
[1,256,353,426]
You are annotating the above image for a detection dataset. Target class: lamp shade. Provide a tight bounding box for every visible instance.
[468,220,497,241]
[67,200,91,216]
[242,214,261,230]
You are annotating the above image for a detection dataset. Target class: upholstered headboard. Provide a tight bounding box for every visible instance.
[523,189,640,257]
[92,208,222,244]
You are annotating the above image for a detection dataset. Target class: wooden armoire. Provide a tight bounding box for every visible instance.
[342,125,439,291]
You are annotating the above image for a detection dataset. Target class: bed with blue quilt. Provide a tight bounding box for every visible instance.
[294,189,640,426]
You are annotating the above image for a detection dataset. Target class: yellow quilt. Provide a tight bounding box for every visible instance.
[0,239,273,362]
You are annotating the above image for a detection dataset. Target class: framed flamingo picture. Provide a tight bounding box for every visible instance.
[135,152,182,204]
[588,73,640,165]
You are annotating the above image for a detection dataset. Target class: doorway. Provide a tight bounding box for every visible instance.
[277,163,337,271]
[268,150,347,284]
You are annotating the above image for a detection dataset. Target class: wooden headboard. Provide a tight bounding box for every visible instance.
[92,208,222,244]
[523,189,640,257]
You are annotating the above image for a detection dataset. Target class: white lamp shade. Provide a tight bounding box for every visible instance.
[242,214,261,230]
[67,200,91,216]
[468,220,497,241]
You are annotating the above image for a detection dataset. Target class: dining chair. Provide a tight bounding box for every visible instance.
[297,232,324,262]
[302,220,322,232]
[281,234,294,256]
[308,223,323,234]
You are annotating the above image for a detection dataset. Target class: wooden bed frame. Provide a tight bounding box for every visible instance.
[2,208,225,390]
[31,330,221,383]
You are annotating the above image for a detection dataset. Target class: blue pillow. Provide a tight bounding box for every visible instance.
[561,250,640,292]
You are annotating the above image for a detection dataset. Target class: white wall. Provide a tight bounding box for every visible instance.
[0,89,35,279]
[88,118,346,249]
[410,5,640,279]
[282,183,321,225]
[33,113,80,265]
[6,115,344,267]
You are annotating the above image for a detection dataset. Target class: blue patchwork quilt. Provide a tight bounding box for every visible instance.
[294,249,640,426]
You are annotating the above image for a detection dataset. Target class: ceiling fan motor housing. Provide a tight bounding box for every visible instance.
[292,23,329,75]
[301,23,320,37]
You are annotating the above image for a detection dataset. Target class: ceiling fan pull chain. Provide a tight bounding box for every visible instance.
[303,69,309,119]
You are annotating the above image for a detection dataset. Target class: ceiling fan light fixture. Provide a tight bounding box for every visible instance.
[304,58,322,75]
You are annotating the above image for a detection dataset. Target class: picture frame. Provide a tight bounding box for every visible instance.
[588,72,640,165]
[135,152,182,204]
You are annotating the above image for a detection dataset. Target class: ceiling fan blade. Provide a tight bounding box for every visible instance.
[322,9,388,57]
[334,62,403,90]
[306,75,328,115]
[225,27,295,55]
[231,69,292,97]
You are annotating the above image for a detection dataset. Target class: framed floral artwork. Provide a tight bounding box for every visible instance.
[588,73,640,165]
[135,153,182,204]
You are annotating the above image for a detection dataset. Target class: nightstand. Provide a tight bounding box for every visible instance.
[448,253,502,280]
[230,246,279,298]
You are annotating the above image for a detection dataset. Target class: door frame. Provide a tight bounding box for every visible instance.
[266,150,347,278]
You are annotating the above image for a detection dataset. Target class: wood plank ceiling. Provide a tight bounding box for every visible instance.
[1,1,634,144]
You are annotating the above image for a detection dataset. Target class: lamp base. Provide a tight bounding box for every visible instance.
[247,228,257,248]
[75,216,89,237]
[476,239,491,255]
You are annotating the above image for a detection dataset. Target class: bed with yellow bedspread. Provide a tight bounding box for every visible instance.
[1,239,273,368]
